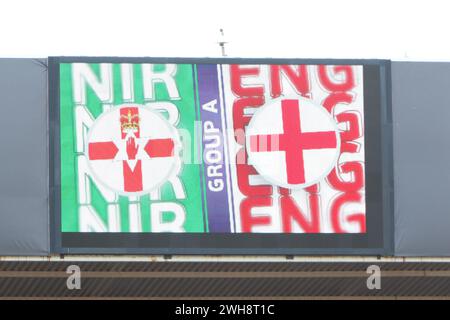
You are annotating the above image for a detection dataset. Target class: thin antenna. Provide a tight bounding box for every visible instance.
[218,28,227,57]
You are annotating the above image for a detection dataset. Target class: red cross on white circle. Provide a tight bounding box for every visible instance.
[246,98,340,189]
[86,105,179,195]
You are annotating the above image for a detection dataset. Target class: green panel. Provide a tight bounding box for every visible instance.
[59,63,204,232]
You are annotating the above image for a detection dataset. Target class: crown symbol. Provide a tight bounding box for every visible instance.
[121,110,140,132]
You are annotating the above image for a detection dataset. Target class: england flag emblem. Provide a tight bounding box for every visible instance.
[87,104,180,195]
[246,97,341,189]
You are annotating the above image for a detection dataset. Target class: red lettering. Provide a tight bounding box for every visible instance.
[270,65,310,98]
[347,213,366,233]
[240,197,272,232]
[236,148,272,196]
[331,192,365,233]
[322,92,353,113]
[327,161,364,192]
[336,111,362,153]
[230,65,264,97]
[280,194,320,233]
[318,65,355,92]
[232,96,265,145]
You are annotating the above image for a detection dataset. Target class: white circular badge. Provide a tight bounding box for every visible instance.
[246,97,340,189]
[87,104,180,195]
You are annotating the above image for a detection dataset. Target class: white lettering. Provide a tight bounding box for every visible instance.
[142,64,180,100]
[151,202,186,232]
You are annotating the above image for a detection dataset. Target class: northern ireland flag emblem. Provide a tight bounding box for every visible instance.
[246,98,340,189]
[87,105,179,195]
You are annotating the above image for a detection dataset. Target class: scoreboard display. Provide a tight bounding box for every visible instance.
[49,57,392,254]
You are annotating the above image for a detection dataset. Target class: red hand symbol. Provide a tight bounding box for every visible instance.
[126,137,139,160]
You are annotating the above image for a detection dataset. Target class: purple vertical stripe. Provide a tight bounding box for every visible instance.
[197,64,231,232]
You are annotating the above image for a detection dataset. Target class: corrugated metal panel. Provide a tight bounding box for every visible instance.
[0,261,450,298]
[3,261,450,272]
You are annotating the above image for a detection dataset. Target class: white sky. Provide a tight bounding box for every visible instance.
[0,0,449,60]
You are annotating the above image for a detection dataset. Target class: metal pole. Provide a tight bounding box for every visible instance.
[218,28,227,57]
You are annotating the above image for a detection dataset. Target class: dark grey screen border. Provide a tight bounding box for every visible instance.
[381,62,395,256]
[49,57,393,255]
[48,57,61,253]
